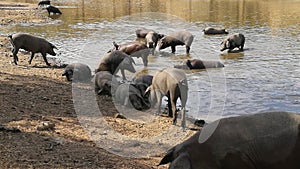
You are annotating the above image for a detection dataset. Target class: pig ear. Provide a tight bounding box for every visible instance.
[113,41,119,49]
[158,147,175,166]
[158,34,165,39]
[50,43,58,49]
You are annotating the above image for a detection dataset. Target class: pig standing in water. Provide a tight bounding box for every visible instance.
[203,27,229,35]
[174,59,224,70]
[8,33,57,66]
[46,5,62,15]
[220,33,245,52]
[62,63,92,82]
[108,41,150,66]
[145,31,164,49]
[157,30,194,54]
[96,51,136,80]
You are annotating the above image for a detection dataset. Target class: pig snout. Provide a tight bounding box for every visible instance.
[49,51,57,56]
[147,42,154,48]
[220,40,230,51]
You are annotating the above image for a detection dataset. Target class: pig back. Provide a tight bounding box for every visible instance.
[168,31,194,46]
[152,68,187,93]
[11,33,50,52]
[96,51,126,73]
[71,63,92,82]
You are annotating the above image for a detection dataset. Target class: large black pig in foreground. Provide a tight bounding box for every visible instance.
[159,112,300,169]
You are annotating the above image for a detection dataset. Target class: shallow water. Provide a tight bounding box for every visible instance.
[1,0,299,122]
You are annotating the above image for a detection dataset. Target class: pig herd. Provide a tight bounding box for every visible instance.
[8,27,245,130]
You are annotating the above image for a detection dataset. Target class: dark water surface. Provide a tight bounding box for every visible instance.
[1,0,299,122]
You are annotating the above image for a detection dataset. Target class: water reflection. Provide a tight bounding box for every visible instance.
[0,0,299,119]
[3,0,300,29]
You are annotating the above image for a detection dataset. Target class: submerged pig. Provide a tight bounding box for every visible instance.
[157,30,194,54]
[203,27,229,35]
[220,33,245,52]
[159,112,300,169]
[94,71,120,96]
[114,83,150,111]
[108,41,150,66]
[8,33,57,66]
[96,51,136,80]
[174,59,224,70]
[62,63,92,82]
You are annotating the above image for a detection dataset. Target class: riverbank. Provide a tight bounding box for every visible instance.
[0,2,198,168]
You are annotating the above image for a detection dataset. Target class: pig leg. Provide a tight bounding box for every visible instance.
[180,90,187,130]
[171,46,176,53]
[186,46,190,54]
[142,55,148,67]
[155,91,162,115]
[240,40,245,51]
[28,52,35,64]
[12,47,19,65]
[124,96,129,106]
[41,52,51,66]
[120,69,127,80]
[169,93,178,125]
[181,107,186,130]
[167,95,172,117]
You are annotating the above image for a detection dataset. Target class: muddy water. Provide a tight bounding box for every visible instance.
[1,0,299,121]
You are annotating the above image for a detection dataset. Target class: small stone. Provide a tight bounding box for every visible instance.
[36,122,55,131]
[114,113,126,119]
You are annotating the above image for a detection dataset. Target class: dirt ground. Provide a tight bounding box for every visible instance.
[0,2,199,168]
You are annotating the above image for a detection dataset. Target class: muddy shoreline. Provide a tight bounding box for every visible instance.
[0,2,198,168]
